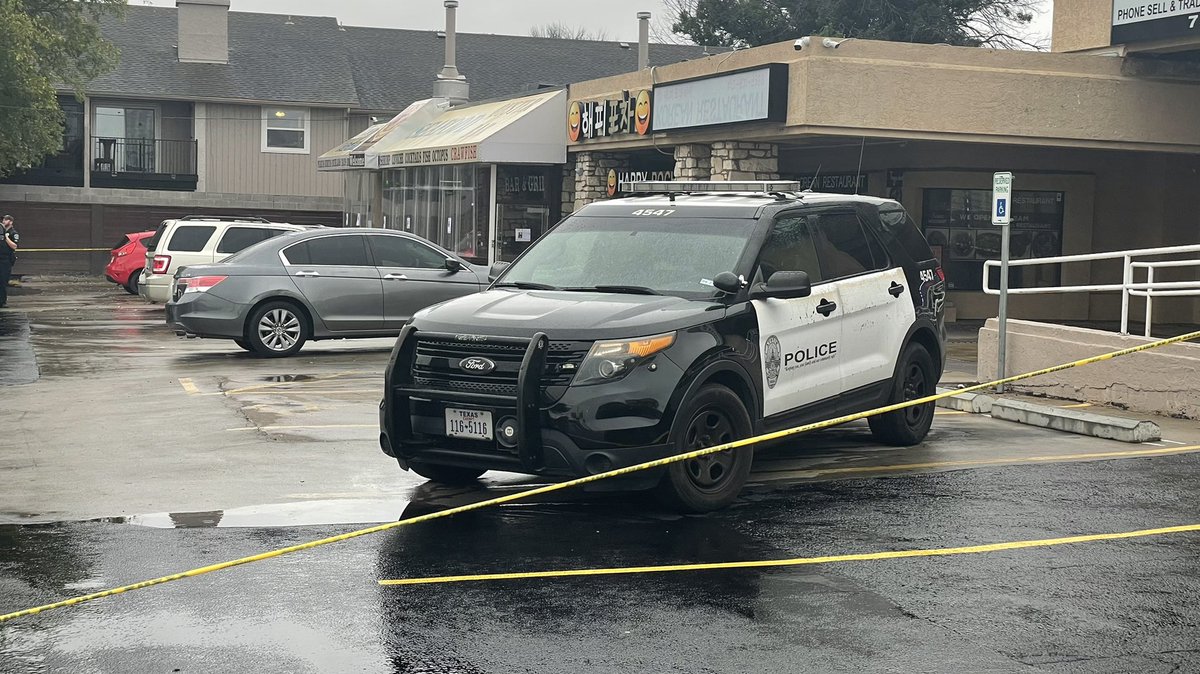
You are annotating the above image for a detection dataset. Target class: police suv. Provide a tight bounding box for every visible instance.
[380,181,947,511]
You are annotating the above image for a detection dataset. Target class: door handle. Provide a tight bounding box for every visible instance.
[294,271,320,278]
[383,273,408,281]
[888,281,905,297]
[816,298,838,316]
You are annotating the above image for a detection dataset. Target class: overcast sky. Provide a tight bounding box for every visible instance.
[145,0,1054,46]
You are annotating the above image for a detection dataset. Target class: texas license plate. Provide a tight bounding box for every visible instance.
[445,408,493,440]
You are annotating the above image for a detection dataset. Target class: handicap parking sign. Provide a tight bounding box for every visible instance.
[996,198,1007,218]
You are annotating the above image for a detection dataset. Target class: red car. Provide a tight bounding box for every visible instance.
[105,231,155,294]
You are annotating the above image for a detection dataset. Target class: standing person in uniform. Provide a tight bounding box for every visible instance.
[0,215,19,308]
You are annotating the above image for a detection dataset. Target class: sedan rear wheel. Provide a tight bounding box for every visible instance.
[123,269,141,295]
[247,301,308,357]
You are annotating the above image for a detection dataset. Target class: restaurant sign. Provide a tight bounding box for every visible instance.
[1112,0,1200,43]
[568,89,652,142]
[377,144,479,168]
[651,64,788,132]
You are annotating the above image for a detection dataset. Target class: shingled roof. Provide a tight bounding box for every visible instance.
[87,5,717,111]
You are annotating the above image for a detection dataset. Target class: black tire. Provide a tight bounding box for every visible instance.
[123,269,141,295]
[408,461,486,485]
[233,338,253,352]
[657,384,753,513]
[869,342,936,446]
[246,300,308,358]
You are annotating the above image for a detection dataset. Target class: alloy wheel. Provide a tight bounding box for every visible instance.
[257,308,301,352]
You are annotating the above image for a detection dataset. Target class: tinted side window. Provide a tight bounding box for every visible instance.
[813,212,885,280]
[217,227,273,254]
[289,235,370,266]
[369,235,447,269]
[166,225,217,253]
[757,216,822,284]
[878,206,934,263]
[145,222,168,251]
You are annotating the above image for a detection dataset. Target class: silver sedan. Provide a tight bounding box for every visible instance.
[166,228,487,357]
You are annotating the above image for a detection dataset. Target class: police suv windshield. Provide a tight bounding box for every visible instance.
[497,215,756,298]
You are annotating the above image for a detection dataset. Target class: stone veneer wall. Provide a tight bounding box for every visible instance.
[674,144,712,180]
[709,141,779,180]
[567,150,632,212]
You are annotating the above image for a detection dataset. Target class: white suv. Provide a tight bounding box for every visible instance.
[139,216,310,303]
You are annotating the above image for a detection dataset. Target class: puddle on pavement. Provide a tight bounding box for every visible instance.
[261,374,320,383]
[124,498,412,528]
[0,311,39,384]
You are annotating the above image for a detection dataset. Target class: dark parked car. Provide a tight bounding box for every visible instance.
[167,229,487,357]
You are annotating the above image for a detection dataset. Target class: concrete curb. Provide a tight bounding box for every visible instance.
[935,387,1161,443]
[935,387,994,414]
[989,399,1162,443]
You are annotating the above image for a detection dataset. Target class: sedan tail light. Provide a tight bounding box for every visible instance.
[182,276,228,293]
[152,255,171,274]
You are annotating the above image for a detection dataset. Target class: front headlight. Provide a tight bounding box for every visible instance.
[574,332,676,386]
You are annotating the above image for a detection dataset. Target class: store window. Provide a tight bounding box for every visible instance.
[495,165,560,263]
[262,107,309,153]
[921,188,1063,291]
[344,172,375,227]
[381,165,490,264]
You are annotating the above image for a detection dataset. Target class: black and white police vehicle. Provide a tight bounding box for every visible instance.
[381,181,947,511]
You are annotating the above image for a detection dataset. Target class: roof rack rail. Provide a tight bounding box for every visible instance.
[178,215,273,223]
[620,180,810,195]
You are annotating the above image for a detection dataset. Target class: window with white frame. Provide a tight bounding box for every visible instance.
[262,106,309,153]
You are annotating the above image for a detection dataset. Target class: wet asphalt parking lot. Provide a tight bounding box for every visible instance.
[3,279,1200,673]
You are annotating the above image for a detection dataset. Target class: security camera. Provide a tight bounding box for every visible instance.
[793,36,811,50]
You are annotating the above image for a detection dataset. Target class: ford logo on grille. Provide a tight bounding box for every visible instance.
[458,356,496,374]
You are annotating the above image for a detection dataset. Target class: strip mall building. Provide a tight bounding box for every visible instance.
[559,0,1200,326]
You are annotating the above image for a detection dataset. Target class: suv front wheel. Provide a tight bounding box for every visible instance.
[869,342,936,446]
[658,384,753,513]
[247,300,309,357]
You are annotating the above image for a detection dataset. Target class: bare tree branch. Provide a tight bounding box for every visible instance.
[529,22,609,41]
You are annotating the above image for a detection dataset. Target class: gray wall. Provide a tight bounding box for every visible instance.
[203,103,346,197]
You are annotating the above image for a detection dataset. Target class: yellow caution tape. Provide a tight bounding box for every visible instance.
[18,248,112,252]
[380,522,1200,585]
[1,328,1197,624]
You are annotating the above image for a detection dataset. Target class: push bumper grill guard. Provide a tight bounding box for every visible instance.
[383,326,588,472]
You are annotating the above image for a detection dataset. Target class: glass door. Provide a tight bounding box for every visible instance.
[95,106,156,173]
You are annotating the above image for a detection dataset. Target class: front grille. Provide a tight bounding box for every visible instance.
[409,336,590,396]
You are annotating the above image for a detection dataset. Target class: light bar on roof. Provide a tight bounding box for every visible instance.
[620,180,810,194]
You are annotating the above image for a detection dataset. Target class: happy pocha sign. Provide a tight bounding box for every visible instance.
[568,89,652,143]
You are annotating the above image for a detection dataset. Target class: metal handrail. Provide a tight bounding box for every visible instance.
[982,242,1200,337]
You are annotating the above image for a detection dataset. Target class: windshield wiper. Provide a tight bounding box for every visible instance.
[494,281,561,291]
[564,285,662,295]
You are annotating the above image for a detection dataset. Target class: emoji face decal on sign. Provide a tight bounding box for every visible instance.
[568,101,582,142]
[606,169,618,197]
[633,90,651,135]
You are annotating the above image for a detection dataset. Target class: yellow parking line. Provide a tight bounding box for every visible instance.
[934,409,967,415]
[1061,402,1093,409]
[220,372,380,395]
[226,424,376,432]
[178,378,199,395]
[755,443,1200,479]
[379,522,1200,586]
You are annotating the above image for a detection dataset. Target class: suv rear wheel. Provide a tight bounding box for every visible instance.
[247,300,308,357]
[658,384,753,513]
[869,342,936,446]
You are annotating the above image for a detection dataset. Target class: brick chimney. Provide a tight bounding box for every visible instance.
[177,0,230,64]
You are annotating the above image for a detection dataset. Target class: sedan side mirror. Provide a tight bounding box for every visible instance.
[749,270,812,300]
[488,261,511,282]
[444,258,464,273]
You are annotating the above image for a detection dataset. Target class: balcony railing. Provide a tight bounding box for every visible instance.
[91,137,198,191]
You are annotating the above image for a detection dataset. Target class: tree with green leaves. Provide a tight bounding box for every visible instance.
[663,0,1042,50]
[0,0,125,176]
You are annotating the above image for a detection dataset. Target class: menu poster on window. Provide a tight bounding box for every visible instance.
[922,188,1064,261]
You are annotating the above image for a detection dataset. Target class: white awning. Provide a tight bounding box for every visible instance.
[367,89,565,169]
[317,98,448,171]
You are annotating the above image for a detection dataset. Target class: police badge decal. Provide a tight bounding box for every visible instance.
[764,335,782,390]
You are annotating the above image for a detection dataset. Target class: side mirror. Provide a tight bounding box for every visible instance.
[488,261,511,282]
[712,271,743,294]
[749,270,811,300]
[444,258,464,272]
